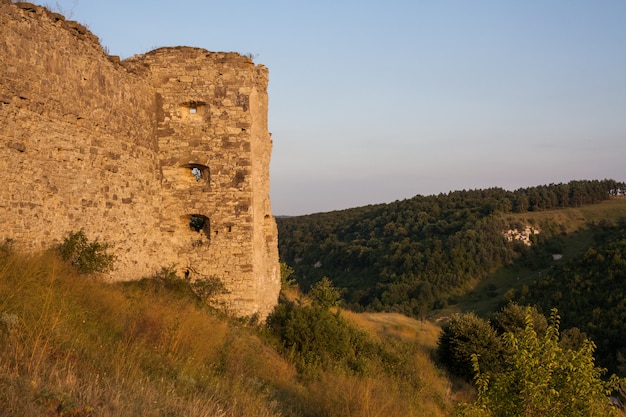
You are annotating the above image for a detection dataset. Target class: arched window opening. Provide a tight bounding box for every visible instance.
[181,163,210,183]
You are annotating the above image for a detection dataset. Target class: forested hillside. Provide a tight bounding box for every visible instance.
[513,221,626,375]
[277,180,625,317]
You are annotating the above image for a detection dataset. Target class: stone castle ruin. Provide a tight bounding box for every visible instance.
[0,1,280,319]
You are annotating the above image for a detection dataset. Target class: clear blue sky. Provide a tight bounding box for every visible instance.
[38,0,626,215]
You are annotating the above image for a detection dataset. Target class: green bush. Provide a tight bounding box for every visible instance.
[58,230,116,274]
[267,300,372,374]
[458,309,621,417]
[190,275,230,301]
[490,302,547,335]
[280,262,297,289]
[309,277,341,310]
[127,266,229,306]
[437,312,503,380]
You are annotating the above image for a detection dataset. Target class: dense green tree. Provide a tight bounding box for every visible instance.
[437,313,503,380]
[309,276,341,310]
[490,302,547,335]
[280,262,296,289]
[266,299,372,373]
[457,309,621,417]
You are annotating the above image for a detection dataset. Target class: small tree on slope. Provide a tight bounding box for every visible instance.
[457,308,622,417]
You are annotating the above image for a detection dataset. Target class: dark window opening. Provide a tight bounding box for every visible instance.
[189,214,210,239]
[189,215,205,232]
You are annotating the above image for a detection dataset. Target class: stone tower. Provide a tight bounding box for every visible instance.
[0,1,280,319]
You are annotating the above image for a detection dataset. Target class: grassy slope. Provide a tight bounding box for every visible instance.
[0,249,455,417]
[432,198,626,318]
[4,200,624,416]
[0,250,288,417]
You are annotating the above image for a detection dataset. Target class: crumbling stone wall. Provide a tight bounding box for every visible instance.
[0,1,280,319]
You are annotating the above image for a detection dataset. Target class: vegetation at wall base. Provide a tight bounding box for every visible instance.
[57,229,116,274]
[0,244,454,416]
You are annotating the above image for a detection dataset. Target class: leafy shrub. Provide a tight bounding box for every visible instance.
[490,302,547,335]
[58,230,116,273]
[267,300,373,374]
[309,276,341,310]
[191,275,230,301]
[280,262,297,289]
[131,265,197,299]
[437,312,502,380]
[129,266,229,307]
[458,309,621,417]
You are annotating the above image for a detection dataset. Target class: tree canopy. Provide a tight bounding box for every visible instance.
[278,180,624,316]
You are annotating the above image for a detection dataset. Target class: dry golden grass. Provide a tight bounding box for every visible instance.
[0,249,285,417]
[342,310,466,416]
[0,246,467,416]
[4,244,624,416]
[505,198,626,233]
[343,311,441,345]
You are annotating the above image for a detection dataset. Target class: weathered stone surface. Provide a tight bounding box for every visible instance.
[0,1,280,319]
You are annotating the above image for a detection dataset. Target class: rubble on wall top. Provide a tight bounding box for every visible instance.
[141,47,256,65]
[10,1,100,48]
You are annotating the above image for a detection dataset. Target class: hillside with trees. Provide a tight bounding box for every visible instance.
[277,179,625,317]
[512,220,626,375]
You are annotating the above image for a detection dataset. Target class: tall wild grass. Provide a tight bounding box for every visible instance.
[0,244,454,416]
